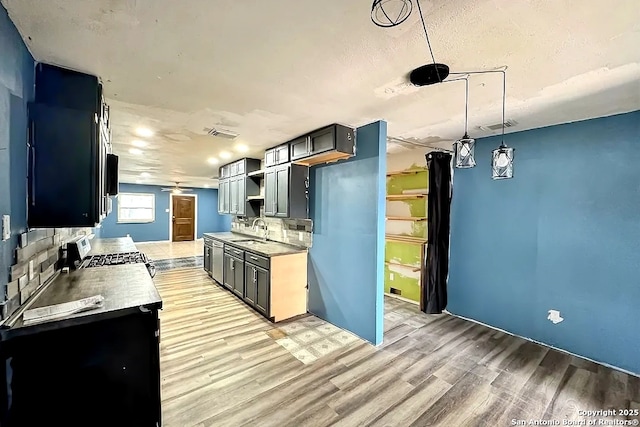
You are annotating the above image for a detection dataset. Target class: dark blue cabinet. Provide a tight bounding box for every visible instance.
[27,63,112,228]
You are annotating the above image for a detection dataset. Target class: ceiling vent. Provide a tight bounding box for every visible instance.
[204,127,239,140]
[478,119,518,132]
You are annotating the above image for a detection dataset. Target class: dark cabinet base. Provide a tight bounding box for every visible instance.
[0,312,161,427]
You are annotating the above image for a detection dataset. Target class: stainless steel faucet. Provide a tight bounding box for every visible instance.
[251,218,268,241]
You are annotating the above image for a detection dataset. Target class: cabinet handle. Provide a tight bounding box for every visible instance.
[253,267,257,283]
[29,121,36,206]
[231,259,235,270]
[234,250,241,255]
[250,256,258,261]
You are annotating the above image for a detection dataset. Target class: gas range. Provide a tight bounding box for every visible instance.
[80,252,156,277]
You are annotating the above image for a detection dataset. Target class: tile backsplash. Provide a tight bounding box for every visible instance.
[231,217,313,248]
[1,227,94,321]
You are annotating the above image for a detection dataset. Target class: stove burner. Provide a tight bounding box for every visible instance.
[82,252,149,268]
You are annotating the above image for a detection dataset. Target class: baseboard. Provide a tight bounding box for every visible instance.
[384,292,420,305]
[444,310,640,379]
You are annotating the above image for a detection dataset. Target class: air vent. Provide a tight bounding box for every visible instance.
[478,119,518,132]
[204,127,239,140]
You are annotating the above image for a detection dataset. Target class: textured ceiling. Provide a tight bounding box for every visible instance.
[3,0,639,187]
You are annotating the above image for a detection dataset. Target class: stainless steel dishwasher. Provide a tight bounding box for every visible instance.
[211,240,224,285]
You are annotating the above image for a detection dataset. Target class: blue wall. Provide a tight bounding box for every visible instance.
[100,183,231,242]
[448,111,640,374]
[308,121,387,345]
[0,5,34,296]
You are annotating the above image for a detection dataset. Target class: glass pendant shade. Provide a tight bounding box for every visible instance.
[491,144,514,179]
[371,0,413,27]
[454,135,476,168]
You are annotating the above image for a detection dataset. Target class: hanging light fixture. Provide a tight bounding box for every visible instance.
[370,1,515,179]
[454,77,475,168]
[371,0,413,28]
[491,71,514,179]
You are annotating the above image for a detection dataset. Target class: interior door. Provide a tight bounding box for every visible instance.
[172,195,195,241]
[264,170,276,216]
[275,166,289,217]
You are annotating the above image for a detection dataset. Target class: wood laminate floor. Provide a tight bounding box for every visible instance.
[156,268,640,427]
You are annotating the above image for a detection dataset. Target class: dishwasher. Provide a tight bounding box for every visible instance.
[211,240,224,285]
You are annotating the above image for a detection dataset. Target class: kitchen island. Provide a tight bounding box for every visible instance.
[203,232,308,322]
[0,238,162,427]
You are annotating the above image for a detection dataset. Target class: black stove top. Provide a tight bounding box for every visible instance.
[82,252,150,268]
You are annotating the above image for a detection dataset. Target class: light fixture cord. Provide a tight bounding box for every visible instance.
[501,70,506,147]
[415,0,441,82]
[464,76,469,136]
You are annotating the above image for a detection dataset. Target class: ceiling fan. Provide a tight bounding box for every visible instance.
[161,182,193,194]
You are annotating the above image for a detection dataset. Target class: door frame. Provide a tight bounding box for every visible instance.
[169,193,198,242]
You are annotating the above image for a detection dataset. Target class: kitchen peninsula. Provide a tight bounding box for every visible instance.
[204,232,308,322]
[0,237,162,427]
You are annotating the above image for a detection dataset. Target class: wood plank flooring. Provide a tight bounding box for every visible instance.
[156,268,640,427]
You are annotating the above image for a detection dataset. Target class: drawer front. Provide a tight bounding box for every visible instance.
[245,252,269,270]
[224,245,245,259]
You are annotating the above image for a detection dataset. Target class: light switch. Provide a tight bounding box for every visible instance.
[298,231,303,240]
[2,215,10,241]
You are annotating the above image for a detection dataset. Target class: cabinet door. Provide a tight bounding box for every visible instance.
[275,166,289,217]
[309,126,336,155]
[255,266,270,317]
[223,253,234,290]
[265,149,276,168]
[218,179,225,213]
[232,256,245,298]
[264,169,277,217]
[229,178,238,214]
[275,144,289,165]
[244,264,257,307]
[290,137,309,160]
[204,246,211,273]
[223,180,231,214]
[236,177,246,216]
[237,160,245,175]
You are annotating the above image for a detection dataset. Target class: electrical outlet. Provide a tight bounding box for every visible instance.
[298,231,303,240]
[2,215,10,241]
[390,273,394,280]
[283,229,287,239]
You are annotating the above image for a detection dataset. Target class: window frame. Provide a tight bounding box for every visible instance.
[117,192,156,224]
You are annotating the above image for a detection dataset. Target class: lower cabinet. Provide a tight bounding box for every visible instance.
[244,259,270,317]
[223,252,244,297]
[222,243,307,322]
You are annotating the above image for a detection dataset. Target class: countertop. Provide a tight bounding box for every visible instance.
[87,237,138,256]
[203,232,307,257]
[2,261,162,340]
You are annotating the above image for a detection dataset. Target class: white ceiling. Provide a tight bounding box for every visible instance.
[3,0,639,187]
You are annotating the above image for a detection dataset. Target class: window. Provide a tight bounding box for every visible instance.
[117,193,155,223]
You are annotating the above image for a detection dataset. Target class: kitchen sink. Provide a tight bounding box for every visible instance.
[240,240,268,245]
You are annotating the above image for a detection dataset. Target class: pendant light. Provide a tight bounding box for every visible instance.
[454,77,475,168]
[491,71,514,179]
[371,0,413,28]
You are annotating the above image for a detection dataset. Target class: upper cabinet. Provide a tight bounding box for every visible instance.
[264,164,309,219]
[217,158,261,216]
[27,63,113,228]
[287,124,356,167]
[264,143,289,168]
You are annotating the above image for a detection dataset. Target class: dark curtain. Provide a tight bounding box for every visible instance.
[422,151,452,314]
